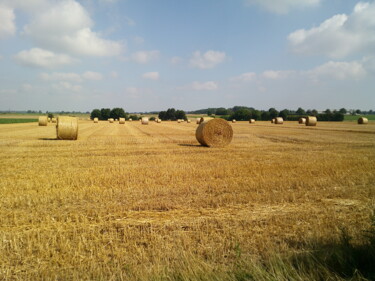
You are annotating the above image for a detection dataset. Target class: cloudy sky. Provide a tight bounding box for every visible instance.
[0,0,374,112]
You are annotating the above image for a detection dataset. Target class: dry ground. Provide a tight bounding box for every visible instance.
[0,120,374,280]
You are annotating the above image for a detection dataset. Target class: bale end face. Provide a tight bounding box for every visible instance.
[275,117,284,124]
[119,118,125,124]
[196,118,233,147]
[306,116,317,126]
[93,118,99,123]
[56,116,78,140]
[249,119,255,124]
[141,117,149,125]
[299,118,306,124]
[358,117,368,124]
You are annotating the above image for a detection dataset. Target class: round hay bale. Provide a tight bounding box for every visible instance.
[187,119,191,123]
[119,118,125,124]
[271,118,275,123]
[141,117,149,125]
[157,119,162,123]
[199,117,214,124]
[129,118,132,122]
[115,119,118,122]
[275,117,284,124]
[196,118,201,124]
[108,118,114,123]
[56,116,78,140]
[48,117,51,122]
[249,119,255,124]
[177,119,181,123]
[38,116,48,126]
[306,116,317,126]
[232,119,236,123]
[51,118,57,123]
[299,118,306,124]
[93,117,99,123]
[358,117,368,124]
[196,118,233,147]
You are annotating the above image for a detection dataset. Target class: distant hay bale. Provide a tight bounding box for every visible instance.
[38,116,48,126]
[275,117,284,124]
[108,118,114,123]
[141,117,149,125]
[187,119,191,123]
[51,118,57,123]
[119,118,125,124]
[56,116,78,140]
[129,118,132,122]
[306,116,317,126]
[199,117,214,124]
[299,118,306,124]
[157,119,162,123]
[93,117,99,123]
[48,117,51,122]
[232,119,236,123]
[196,118,233,147]
[249,119,255,124]
[271,119,275,123]
[196,118,201,124]
[177,119,181,123]
[358,117,368,124]
[115,119,118,122]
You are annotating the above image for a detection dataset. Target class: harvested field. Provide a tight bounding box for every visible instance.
[0,120,374,280]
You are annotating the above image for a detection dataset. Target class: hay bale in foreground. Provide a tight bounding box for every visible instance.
[108,118,114,123]
[93,117,99,123]
[141,117,149,125]
[199,117,214,124]
[249,119,255,124]
[56,116,78,140]
[299,118,306,124]
[275,117,284,124]
[38,116,48,126]
[358,117,368,124]
[119,118,125,124]
[306,116,317,126]
[196,118,233,147]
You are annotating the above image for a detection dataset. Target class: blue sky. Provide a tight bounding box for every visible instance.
[0,0,374,112]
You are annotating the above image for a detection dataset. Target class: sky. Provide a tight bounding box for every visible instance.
[0,0,374,112]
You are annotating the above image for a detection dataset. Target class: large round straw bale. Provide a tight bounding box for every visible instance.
[177,119,181,123]
[108,118,114,123]
[119,118,125,124]
[38,116,48,126]
[232,119,236,123]
[187,119,191,123]
[358,117,368,124]
[299,118,306,124]
[141,117,149,125]
[93,117,99,123]
[51,118,57,123]
[271,119,275,123]
[129,118,132,122]
[196,118,201,124]
[56,116,78,140]
[199,117,214,124]
[275,117,284,124]
[196,118,233,147]
[306,116,317,126]
[249,119,255,124]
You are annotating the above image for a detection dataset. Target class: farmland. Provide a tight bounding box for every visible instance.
[0,120,374,280]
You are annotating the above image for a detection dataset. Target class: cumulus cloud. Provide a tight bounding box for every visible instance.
[40,72,82,82]
[245,0,321,14]
[23,0,123,56]
[191,81,218,91]
[230,72,257,82]
[142,72,159,80]
[288,2,375,58]
[14,48,76,68]
[53,81,82,92]
[82,71,103,80]
[308,60,367,80]
[262,70,296,79]
[0,5,16,38]
[189,50,226,69]
[131,50,160,64]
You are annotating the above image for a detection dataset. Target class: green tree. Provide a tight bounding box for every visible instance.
[261,111,270,121]
[90,109,101,120]
[230,109,251,121]
[215,108,228,115]
[278,109,289,120]
[100,108,111,120]
[268,108,279,119]
[110,108,126,119]
[339,108,347,114]
[175,110,186,120]
[47,112,54,119]
[296,107,306,115]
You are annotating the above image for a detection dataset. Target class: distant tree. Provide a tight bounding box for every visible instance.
[100,108,111,120]
[110,108,126,119]
[175,110,186,120]
[229,109,251,121]
[355,109,362,114]
[339,108,347,114]
[215,108,228,115]
[311,109,318,116]
[166,108,176,120]
[158,111,167,120]
[250,109,261,120]
[325,109,332,114]
[261,111,270,121]
[149,116,156,121]
[278,109,289,120]
[207,109,214,116]
[296,107,306,115]
[47,112,54,119]
[158,108,186,121]
[268,108,279,119]
[129,114,139,121]
[90,109,101,120]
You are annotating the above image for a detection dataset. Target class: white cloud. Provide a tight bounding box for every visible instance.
[230,72,257,82]
[40,72,82,82]
[190,50,226,69]
[245,0,321,14]
[14,48,76,68]
[170,56,183,64]
[53,81,82,92]
[82,71,103,81]
[131,50,159,64]
[308,60,367,80]
[191,81,218,91]
[288,2,375,58]
[1,0,49,12]
[262,70,296,79]
[0,5,16,38]
[23,0,123,56]
[142,72,159,80]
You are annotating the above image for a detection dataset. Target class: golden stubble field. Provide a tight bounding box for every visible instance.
[1,120,374,280]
